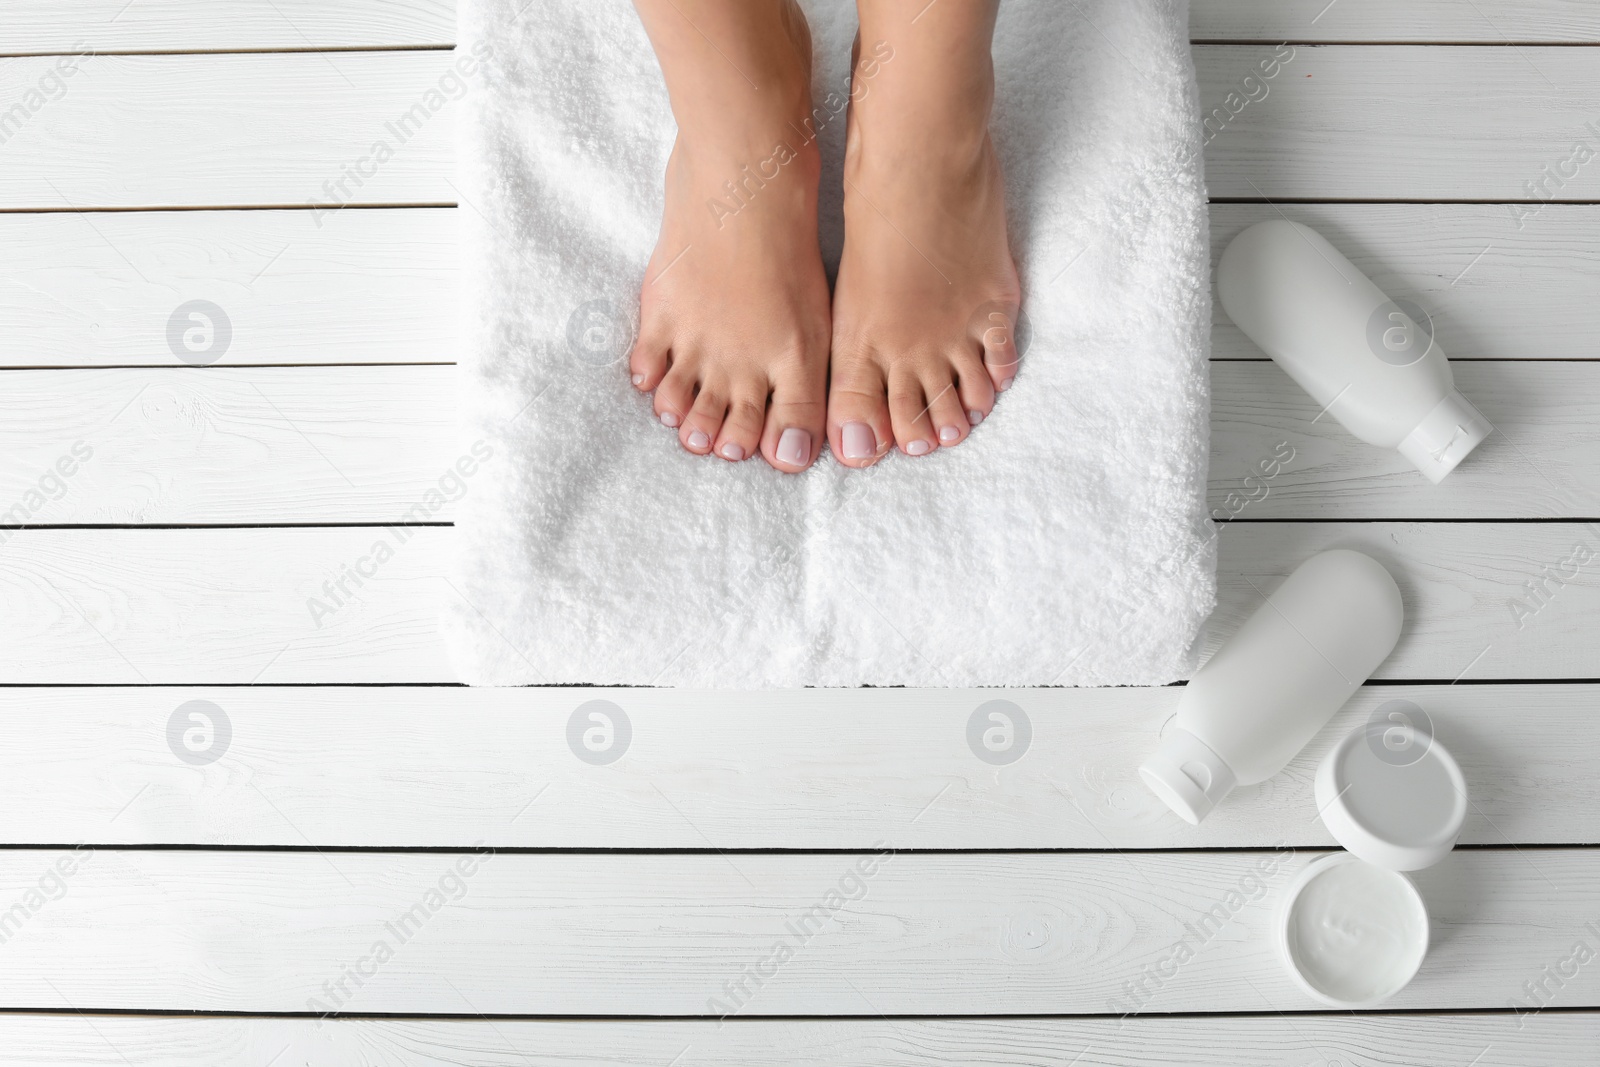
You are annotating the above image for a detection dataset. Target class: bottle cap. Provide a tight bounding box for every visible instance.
[1138,727,1237,825]
[1313,719,1468,871]
[1397,389,1491,484]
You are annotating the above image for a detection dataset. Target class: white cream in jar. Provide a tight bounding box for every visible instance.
[1278,852,1429,1007]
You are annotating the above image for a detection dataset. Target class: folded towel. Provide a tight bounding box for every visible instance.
[447,0,1214,686]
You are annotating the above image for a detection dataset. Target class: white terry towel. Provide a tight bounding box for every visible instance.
[448,0,1215,687]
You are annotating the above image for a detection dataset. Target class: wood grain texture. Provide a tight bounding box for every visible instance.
[1210,204,1600,360]
[0,52,457,209]
[1209,361,1600,519]
[1,523,1595,682]
[2,362,1591,525]
[0,527,456,684]
[0,684,1592,849]
[1206,522,1600,682]
[0,367,458,524]
[0,209,457,366]
[0,1013,1590,1066]
[2,2,454,54]
[6,48,1600,207]
[1191,0,1600,42]
[1197,45,1600,200]
[0,848,1594,1014]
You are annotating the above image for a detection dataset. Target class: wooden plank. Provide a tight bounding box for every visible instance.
[0,527,455,684]
[0,848,1593,1013]
[0,367,458,524]
[1198,45,1600,200]
[0,523,1595,682]
[2,2,454,54]
[1209,361,1600,519]
[2,361,1592,524]
[4,49,1599,208]
[1208,522,1600,681]
[1210,204,1600,360]
[0,1014,1592,1067]
[0,209,456,366]
[2,206,1592,368]
[0,52,457,209]
[0,684,1593,849]
[1191,0,1600,42]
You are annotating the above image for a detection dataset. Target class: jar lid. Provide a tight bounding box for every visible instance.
[1314,708,1468,871]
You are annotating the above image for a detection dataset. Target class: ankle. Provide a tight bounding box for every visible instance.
[671,73,815,161]
[649,2,814,156]
[848,58,993,171]
[844,97,993,191]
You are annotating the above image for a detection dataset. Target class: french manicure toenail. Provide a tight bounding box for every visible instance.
[842,421,875,460]
[968,409,984,426]
[1000,378,1015,392]
[906,439,931,456]
[660,412,680,428]
[777,427,810,467]
[632,373,645,385]
[721,442,745,461]
[939,426,960,444]
[688,430,710,450]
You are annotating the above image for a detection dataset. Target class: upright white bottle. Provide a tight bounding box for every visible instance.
[1217,220,1491,483]
[1140,549,1404,824]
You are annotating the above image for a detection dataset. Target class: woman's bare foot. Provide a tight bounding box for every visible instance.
[628,0,831,472]
[828,1,1020,465]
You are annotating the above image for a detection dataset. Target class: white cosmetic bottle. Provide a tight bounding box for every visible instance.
[1217,220,1491,482]
[1140,549,1404,824]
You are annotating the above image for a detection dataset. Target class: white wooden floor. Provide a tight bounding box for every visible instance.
[2,1,1598,1063]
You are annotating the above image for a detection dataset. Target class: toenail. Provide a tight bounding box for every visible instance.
[842,422,876,461]
[1000,378,1015,392]
[776,427,810,467]
[905,439,931,456]
[660,411,680,428]
[939,426,960,444]
[968,409,984,426]
[688,430,710,450]
[721,442,745,461]
[632,373,645,386]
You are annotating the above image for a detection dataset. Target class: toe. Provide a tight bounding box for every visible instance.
[681,383,727,455]
[653,361,697,430]
[714,379,766,462]
[921,365,970,448]
[975,302,1024,393]
[629,329,671,392]
[825,348,894,468]
[951,345,996,429]
[886,364,939,457]
[761,364,826,473]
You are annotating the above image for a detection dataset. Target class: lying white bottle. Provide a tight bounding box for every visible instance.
[1217,219,1491,483]
[1140,549,1403,824]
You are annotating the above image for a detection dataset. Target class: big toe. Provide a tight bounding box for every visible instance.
[761,365,826,473]
[628,325,671,392]
[826,350,894,468]
[975,301,1024,394]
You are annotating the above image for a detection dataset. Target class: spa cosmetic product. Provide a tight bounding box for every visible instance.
[1140,549,1403,824]
[1276,713,1467,1007]
[1276,852,1430,1008]
[1216,219,1491,483]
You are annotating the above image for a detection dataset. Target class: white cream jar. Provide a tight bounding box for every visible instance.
[1275,706,1468,1008]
